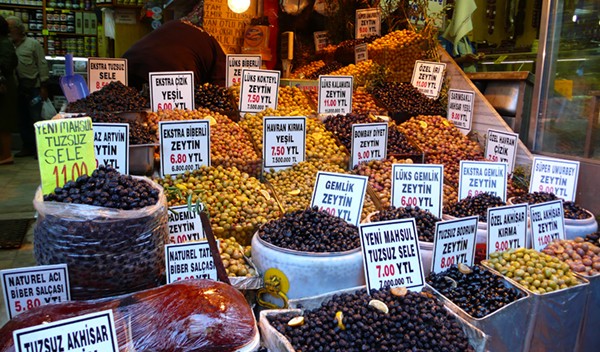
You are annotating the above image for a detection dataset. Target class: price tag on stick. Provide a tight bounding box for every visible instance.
[355,43,368,63]
[391,164,444,218]
[431,216,478,274]
[529,200,566,251]
[411,60,446,99]
[485,129,519,174]
[35,117,96,195]
[355,8,381,39]
[459,160,508,201]
[263,117,306,171]
[350,123,387,169]
[529,157,580,201]
[149,71,195,111]
[226,54,261,87]
[167,205,206,244]
[87,57,128,93]
[318,75,353,115]
[159,120,210,177]
[92,123,129,174]
[310,171,368,226]
[239,69,280,113]
[1,264,70,320]
[165,241,218,284]
[12,310,119,352]
[359,219,425,294]
[447,89,474,135]
[486,204,528,258]
[313,31,330,52]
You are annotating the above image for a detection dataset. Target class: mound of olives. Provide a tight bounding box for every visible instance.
[371,206,440,242]
[512,192,592,220]
[66,81,148,112]
[444,193,506,222]
[542,238,600,276]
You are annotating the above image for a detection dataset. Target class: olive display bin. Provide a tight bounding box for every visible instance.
[575,273,600,352]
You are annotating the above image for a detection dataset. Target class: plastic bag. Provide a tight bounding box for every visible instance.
[33,177,169,300]
[41,98,58,120]
[0,279,259,352]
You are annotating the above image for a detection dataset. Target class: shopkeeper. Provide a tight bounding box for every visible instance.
[123,13,227,90]
[440,0,484,73]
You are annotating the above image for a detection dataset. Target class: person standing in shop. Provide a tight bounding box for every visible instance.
[0,16,18,165]
[440,0,484,73]
[6,16,49,158]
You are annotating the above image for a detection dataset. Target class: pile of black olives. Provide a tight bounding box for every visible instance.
[258,207,360,252]
[323,113,420,155]
[371,206,440,242]
[44,165,159,210]
[585,232,600,245]
[371,82,446,118]
[444,193,506,222]
[66,81,148,112]
[77,111,156,144]
[427,265,524,318]
[512,192,591,219]
[194,82,237,114]
[306,62,344,80]
[269,288,474,352]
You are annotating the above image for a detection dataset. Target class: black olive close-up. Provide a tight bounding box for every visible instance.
[512,191,591,220]
[371,206,440,242]
[444,193,506,222]
[66,81,148,112]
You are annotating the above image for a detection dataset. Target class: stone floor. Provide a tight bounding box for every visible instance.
[0,154,39,327]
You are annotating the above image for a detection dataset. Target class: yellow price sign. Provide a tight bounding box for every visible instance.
[34,117,96,195]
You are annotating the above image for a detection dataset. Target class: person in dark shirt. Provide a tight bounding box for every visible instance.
[123,19,227,90]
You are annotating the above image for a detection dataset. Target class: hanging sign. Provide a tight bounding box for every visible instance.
[431,216,478,274]
[12,310,119,352]
[159,120,210,177]
[165,241,218,284]
[486,204,528,258]
[1,264,70,320]
[529,200,566,251]
[167,205,206,244]
[529,157,580,201]
[391,164,444,218]
[318,75,353,115]
[87,58,127,93]
[486,129,519,174]
[149,71,195,111]
[239,69,280,112]
[35,117,95,195]
[359,219,424,293]
[226,54,262,87]
[310,172,368,226]
[263,116,306,171]
[447,89,474,134]
[92,123,129,174]
[350,123,387,169]
[458,160,508,201]
[410,60,446,99]
[355,43,368,63]
[313,31,330,52]
[355,8,381,39]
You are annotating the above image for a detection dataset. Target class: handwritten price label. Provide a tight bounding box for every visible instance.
[458,160,507,201]
[239,69,280,113]
[391,164,444,217]
[88,58,127,93]
[431,216,478,274]
[318,75,353,115]
[263,117,306,171]
[447,89,474,134]
[529,157,580,201]
[529,200,565,251]
[485,129,518,174]
[486,204,528,259]
[226,54,261,88]
[311,172,368,226]
[159,120,210,177]
[410,61,446,99]
[350,123,387,169]
[149,71,195,112]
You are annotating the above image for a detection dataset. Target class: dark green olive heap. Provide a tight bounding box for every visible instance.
[371,82,446,118]
[44,165,159,210]
[66,81,148,112]
[444,193,506,222]
[258,207,360,252]
[371,206,440,242]
[268,288,474,352]
[512,192,591,220]
[194,82,236,114]
[427,265,524,318]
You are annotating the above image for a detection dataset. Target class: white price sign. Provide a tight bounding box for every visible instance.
[159,120,210,177]
[263,117,306,170]
[165,241,218,284]
[359,219,424,293]
[486,129,519,174]
[447,89,474,134]
[529,200,566,251]
[391,164,444,217]
[226,54,262,87]
[355,8,381,39]
[529,157,580,201]
[149,71,195,111]
[410,60,446,99]
[92,123,129,174]
[350,123,387,169]
[167,205,206,244]
[13,310,119,352]
[318,75,353,115]
[87,58,127,93]
[487,204,528,258]
[311,172,368,226]
[355,43,368,63]
[459,160,508,201]
[239,69,280,113]
[431,216,478,274]
[313,31,330,52]
[1,264,70,320]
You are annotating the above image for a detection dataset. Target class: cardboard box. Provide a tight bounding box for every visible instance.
[75,12,83,35]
